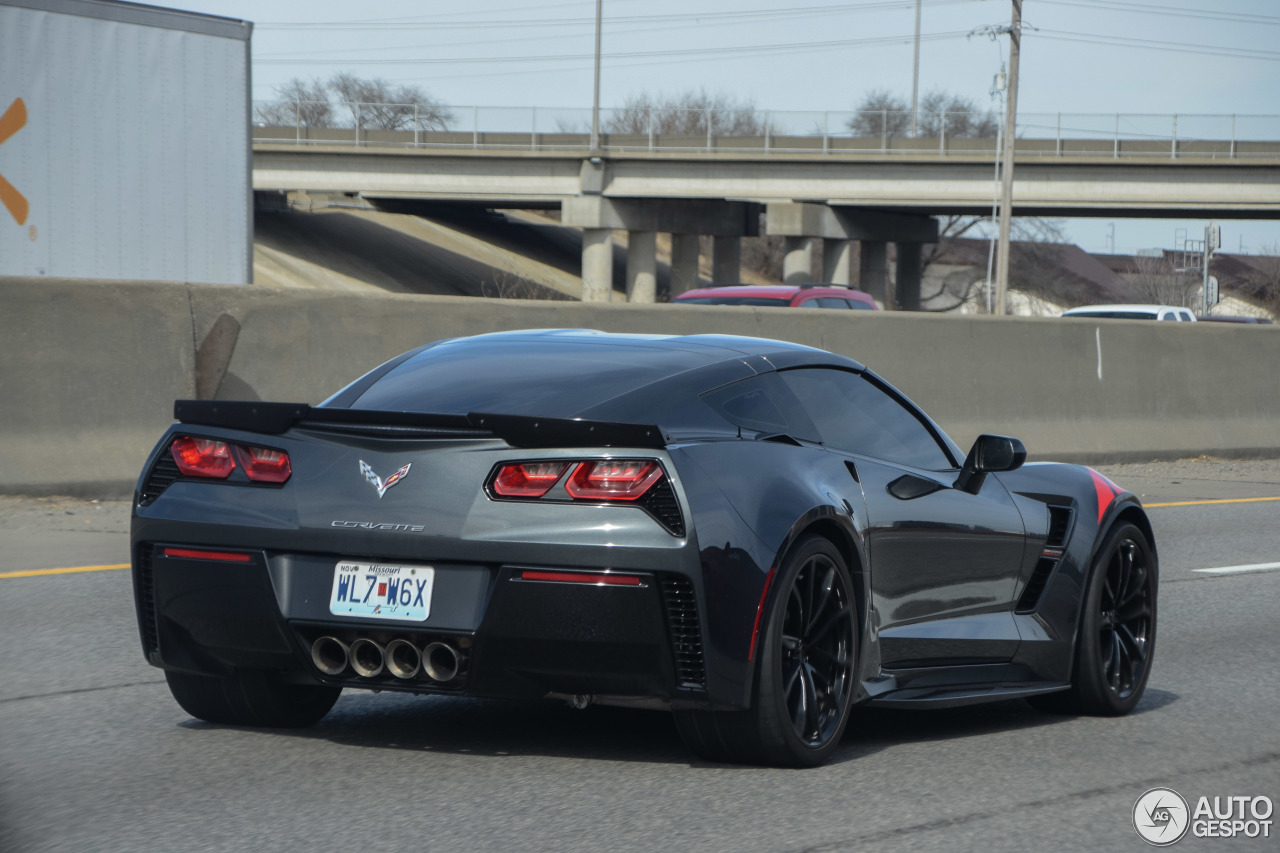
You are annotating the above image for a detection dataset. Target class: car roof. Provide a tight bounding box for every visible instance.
[675,285,868,299]
[345,330,863,420]
[1062,304,1189,314]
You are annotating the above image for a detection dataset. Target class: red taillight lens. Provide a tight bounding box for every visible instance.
[493,461,570,497]
[162,547,253,563]
[170,436,235,479]
[519,569,643,586]
[236,445,292,483]
[565,460,663,501]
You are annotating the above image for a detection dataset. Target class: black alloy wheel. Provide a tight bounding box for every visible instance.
[777,545,856,748]
[674,535,859,766]
[1098,535,1153,701]
[1032,521,1156,716]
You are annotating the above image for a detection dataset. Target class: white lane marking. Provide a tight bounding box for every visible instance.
[1096,327,1103,381]
[1192,562,1280,576]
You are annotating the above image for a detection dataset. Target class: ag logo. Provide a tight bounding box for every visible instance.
[359,460,411,499]
[1134,787,1190,846]
[0,98,28,225]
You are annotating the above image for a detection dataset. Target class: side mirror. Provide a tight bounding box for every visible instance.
[954,434,1026,494]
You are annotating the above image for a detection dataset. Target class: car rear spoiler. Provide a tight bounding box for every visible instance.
[173,400,667,449]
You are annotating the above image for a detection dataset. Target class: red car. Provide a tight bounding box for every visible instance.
[673,284,879,310]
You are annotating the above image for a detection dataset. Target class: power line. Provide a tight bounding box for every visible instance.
[1037,0,1280,27]
[255,0,978,31]
[254,30,973,66]
[1033,29,1280,62]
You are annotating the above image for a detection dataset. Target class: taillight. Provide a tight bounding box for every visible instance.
[493,462,569,497]
[170,436,235,479]
[565,460,663,501]
[236,445,292,483]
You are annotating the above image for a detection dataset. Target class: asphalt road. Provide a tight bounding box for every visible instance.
[1,460,1277,853]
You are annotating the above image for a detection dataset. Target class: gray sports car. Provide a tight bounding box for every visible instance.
[131,330,1157,766]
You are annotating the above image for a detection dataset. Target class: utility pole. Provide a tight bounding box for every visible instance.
[910,0,922,137]
[590,0,603,152]
[994,0,1021,315]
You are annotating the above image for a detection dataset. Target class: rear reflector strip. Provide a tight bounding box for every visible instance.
[161,547,253,563]
[518,569,643,586]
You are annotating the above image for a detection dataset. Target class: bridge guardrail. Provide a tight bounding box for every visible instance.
[252,101,1280,158]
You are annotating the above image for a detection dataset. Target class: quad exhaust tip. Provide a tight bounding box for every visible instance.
[422,642,460,683]
[385,639,422,680]
[311,635,460,682]
[349,638,386,678]
[311,636,349,676]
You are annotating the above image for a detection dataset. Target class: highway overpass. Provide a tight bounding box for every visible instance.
[252,134,1280,303]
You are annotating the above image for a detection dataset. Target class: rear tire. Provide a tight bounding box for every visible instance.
[165,669,340,728]
[676,535,858,767]
[1030,522,1156,715]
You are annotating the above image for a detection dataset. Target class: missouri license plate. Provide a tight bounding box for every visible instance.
[329,561,434,621]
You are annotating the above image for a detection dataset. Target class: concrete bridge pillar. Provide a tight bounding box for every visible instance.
[626,230,657,303]
[671,234,701,295]
[767,202,937,307]
[859,241,888,303]
[581,229,614,302]
[823,239,854,285]
[562,196,759,302]
[895,242,923,311]
[783,237,816,285]
[712,236,741,283]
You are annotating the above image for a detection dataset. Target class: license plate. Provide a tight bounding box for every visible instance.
[329,561,434,621]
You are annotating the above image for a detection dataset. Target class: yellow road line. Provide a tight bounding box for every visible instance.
[0,563,130,579]
[1145,496,1280,508]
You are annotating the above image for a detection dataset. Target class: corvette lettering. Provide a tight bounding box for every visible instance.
[331,520,425,533]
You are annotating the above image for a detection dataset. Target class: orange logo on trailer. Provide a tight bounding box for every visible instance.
[0,98,29,226]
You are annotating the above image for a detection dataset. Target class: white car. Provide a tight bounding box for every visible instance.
[1062,304,1196,322]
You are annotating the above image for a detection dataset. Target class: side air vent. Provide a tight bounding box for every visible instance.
[641,478,686,537]
[136,545,159,654]
[1016,557,1058,614]
[1046,506,1074,548]
[660,576,706,690]
[139,452,181,506]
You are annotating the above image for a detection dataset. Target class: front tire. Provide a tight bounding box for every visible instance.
[676,535,858,766]
[1033,522,1157,715]
[165,669,340,728]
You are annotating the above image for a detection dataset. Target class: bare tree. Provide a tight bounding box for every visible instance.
[255,78,333,127]
[1128,254,1199,307]
[328,73,453,131]
[1234,243,1280,316]
[916,90,999,139]
[604,90,772,136]
[846,90,910,138]
[918,217,1076,312]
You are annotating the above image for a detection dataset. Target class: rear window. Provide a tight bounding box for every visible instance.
[352,340,716,417]
[675,297,791,307]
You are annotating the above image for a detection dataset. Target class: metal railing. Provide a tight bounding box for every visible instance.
[252,101,1280,159]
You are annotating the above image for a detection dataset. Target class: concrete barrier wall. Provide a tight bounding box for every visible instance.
[4,276,1279,497]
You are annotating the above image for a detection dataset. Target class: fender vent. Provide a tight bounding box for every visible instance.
[1047,506,1073,548]
[660,576,706,690]
[136,545,159,654]
[1016,557,1058,614]
[139,452,181,506]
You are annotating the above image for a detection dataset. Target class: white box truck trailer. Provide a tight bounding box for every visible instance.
[0,0,251,284]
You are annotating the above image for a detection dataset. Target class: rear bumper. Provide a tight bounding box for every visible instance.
[133,542,714,708]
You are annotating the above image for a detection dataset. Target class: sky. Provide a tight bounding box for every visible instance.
[177,0,1280,255]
